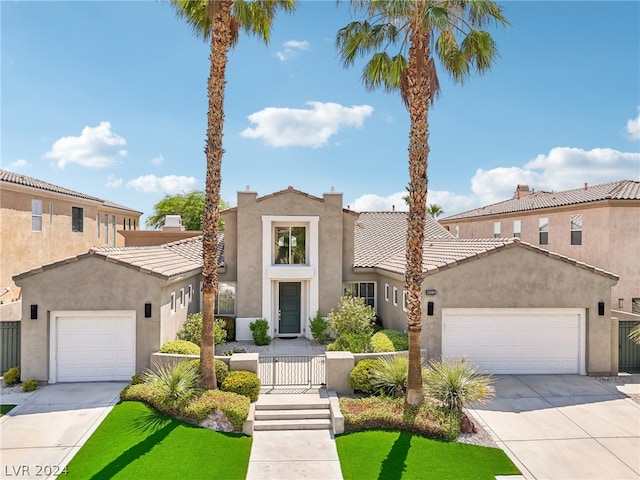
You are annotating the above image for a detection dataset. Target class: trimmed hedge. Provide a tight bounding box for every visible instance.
[159,340,200,355]
[370,330,408,352]
[3,367,20,385]
[187,359,229,388]
[349,359,380,394]
[221,370,261,402]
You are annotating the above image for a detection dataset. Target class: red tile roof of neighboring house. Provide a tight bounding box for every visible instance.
[0,169,142,214]
[442,180,640,221]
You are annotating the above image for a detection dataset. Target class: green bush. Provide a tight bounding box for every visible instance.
[131,374,144,385]
[371,355,409,398]
[159,340,200,355]
[222,348,246,356]
[186,358,229,388]
[221,370,261,402]
[249,319,271,346]
[142,360,200,404]
[218,316,236,342]
[370,330,408,352]
[310,311,331,343]
[22,379,38,392]
[184,389,250,430]
[176,313,227,346]
[327,333,372,353]
[349,359,380,394]
[327,296,375,336]
[3,367,20,385]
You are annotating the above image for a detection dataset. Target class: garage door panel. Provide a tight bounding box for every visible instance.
[54,312,136,382]
[442,309,584,375]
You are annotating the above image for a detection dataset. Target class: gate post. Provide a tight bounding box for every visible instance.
[230,353,259,374]
[325,351,354,395]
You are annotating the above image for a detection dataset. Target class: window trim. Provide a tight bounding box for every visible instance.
[179,288,185,308]
[170,292,176,313]
[49,201,53,225]
[393,287,398,307]
[71,206,84,233]
[384,283,390,302]
[570,214,582,246]
[513,220,521,238]
[188,285,193,302]
[493,221,501,238]
[215,282,236,316]
[343,281,376,310]
[31,199,42,232]
[402,290,408,313]
[539,217,549,245]
[273,224,308,265]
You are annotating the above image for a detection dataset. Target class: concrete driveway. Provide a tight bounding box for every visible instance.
[469,375,640,480]
[1,382,127,480]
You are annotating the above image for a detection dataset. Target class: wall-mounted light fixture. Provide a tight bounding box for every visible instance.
[144,303,152,318]
[427,301,434,316]
[30,304,38,320]
[618,298,624,309]
[598,301,605,316]
[425,288,437,296]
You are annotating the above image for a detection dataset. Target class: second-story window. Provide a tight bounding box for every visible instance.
[539,217,548,245]
[570,214,582,245]
[72,207,84,233]
[493,221,501,238]
[32,200,42,232]
[513,220,521,238]
[274,226,306,264]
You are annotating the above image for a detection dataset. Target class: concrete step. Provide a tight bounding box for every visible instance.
[254,419,332,431]
[255,395,329,411]
[255,409,331,421]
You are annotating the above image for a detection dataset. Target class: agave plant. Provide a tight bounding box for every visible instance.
[370,355,409,398]
[423,358,494,412]
[143,360,200,404]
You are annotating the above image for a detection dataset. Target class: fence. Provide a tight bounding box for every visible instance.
[1,321,21,374]
[258,355,325,387]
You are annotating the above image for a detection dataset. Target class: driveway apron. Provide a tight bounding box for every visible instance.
[469,375,640,480]
[1,382,126,480]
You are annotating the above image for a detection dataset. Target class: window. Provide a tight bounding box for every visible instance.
[72,207,84,233]
[393,287,398,307]
[170,292,176,313]
[215,282,236,315]
[112,215,116,246]
[274,226,306,264]
[619,298,625,309]
[513,220,521,238]
[179,289,185,308]
[384,283,390,302]
[188,285,193,302]
[570,214,582,245]
[134,219,137,230]
[49,202,53,225]
[493,221,501,238]
[454,225,459,238]
[539,217,548,245]
[632,298,640,314]
[31,200,42,232]
[343,282,375,309]
[402,290,408,312]
[97,214,101,239]
[104,214,109,244]
[129,218,132,230]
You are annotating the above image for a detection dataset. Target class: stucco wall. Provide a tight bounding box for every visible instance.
[160,276,201,346]
[15,256,166,381]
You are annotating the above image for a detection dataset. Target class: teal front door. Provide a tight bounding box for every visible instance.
[279,282,301,335]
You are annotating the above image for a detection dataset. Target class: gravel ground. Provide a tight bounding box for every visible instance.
[594,375,640,404]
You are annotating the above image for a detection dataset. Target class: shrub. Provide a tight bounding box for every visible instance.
[3,367,20,385]
[371,355,409,398]
[184,389,250,430]
[249,319,271,346]
[142,360,200,404]
[327,333,371,353]
[22,379,38,392]
[310,311,331,343]
[176,313,227,346]
[158,340,200,355]
[131,374,144,385]
[218,316,235,342]
[370,330,408,352]
[423,358,495,412]
[215,359,229,386]
[221,370,261,402]
[222,348,246,356]
[349,359,380,394]
[327,296,375,336]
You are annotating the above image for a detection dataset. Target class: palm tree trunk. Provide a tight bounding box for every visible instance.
[404,27,432,407]
[201,0,232,390]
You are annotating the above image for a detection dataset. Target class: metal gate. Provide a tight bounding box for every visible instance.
[258,355,325,387]
[1,321,21,374]
[619,321,640,373]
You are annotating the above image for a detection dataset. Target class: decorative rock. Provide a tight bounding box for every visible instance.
[199,409,235,433]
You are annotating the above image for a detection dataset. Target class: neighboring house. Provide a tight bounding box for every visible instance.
[439,181,640,318]
[15,187,620,383]
[0,169,142,306]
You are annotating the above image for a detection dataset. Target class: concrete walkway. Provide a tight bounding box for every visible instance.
[469,375,640,480]
[0,382,126,480]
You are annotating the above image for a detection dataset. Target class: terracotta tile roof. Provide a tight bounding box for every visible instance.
[353,212,453,267]
[0,169,142,214]
[374,237,618,280]
[442,180,640,221]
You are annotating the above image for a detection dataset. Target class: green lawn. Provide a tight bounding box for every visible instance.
[336,430,520,480]
[0,404,16,416]
[65,401,252,480]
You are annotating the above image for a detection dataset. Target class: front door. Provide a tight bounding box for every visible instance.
[279,282,301,335]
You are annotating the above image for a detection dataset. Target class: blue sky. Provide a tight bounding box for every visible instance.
[2,1,639,225]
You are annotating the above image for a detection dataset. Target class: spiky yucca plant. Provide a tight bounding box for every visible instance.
[423,358,494,412]
[143,360,200,404]
[371,355,409,398]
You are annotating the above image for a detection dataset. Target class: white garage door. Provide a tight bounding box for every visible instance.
[442,308,585,374]
[51,311,136,382]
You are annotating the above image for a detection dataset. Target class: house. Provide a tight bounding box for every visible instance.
[0,169,143,309]
[439,180,640,318]
[15,186,620,383]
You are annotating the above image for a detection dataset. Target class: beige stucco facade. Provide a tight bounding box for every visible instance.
[0,180,141,305]
[440,200,639,315]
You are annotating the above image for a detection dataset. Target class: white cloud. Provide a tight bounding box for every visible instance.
[276,40,310,61]
[8,159,30,170]
[471,167,544,205]
[151,154,164,165]
[241,101,374,148]
[126,175,197,194]
[348,189,477,216]
[626,110,640,141]
[44,121,127,168]
[105,175,123,188]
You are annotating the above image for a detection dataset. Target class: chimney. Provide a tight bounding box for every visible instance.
[163,215,185,232]
[584,182,588,190]
[514,184,532,199]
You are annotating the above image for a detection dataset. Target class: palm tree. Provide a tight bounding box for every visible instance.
[427,203,444,218]
[337,0,508,406]
[171,0,296,389]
